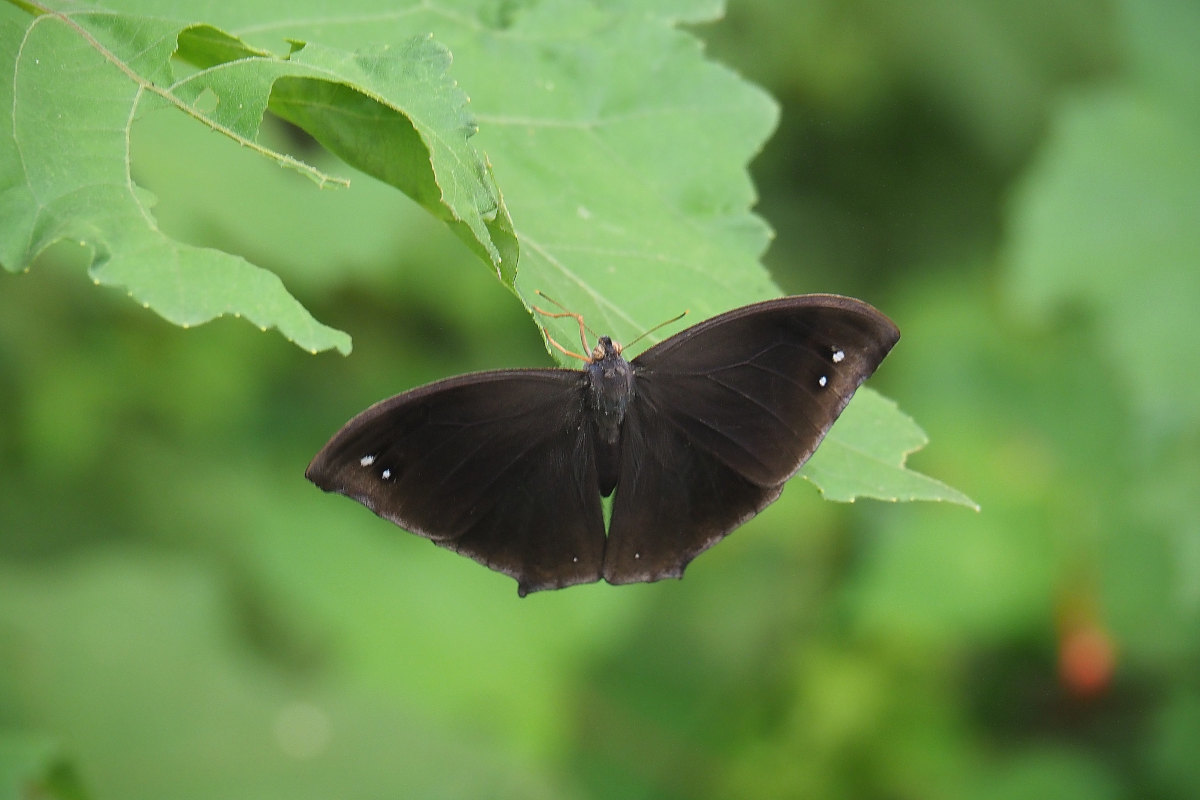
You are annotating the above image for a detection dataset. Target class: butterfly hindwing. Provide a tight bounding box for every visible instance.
[602,397,779,584]
[603,295,900,584]
[305,370,607,595]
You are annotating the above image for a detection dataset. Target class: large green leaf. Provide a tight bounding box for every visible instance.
[0,1,516,354]
[116,0,782,346]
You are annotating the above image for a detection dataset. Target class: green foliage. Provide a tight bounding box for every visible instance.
[1005,0,1200,433]
[1004,0,1200,669]
[0,733,91,800]
[1,0,777,353]
[4,0,1197,799]
[0,2,515,355]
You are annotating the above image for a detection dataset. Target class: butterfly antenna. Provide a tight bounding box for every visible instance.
[625,309,689,349]
[531,291,592,362]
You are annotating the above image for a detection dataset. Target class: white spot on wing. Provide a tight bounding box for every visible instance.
[832,349,845,363]
[360,455,375,467]
[381,468,392,480]
[818,375,828,387]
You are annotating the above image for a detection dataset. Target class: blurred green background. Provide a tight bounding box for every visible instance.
[3,0,1199,797]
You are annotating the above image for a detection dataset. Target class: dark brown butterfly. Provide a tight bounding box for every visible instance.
[306,294,899,596]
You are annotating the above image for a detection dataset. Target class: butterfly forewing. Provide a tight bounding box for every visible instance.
[305,370,607,595]
[603,295,900,584]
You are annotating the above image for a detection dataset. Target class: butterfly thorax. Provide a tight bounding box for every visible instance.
[586,336,634,498]
[586,336,634,446]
